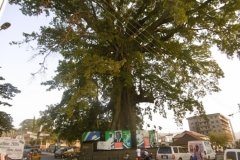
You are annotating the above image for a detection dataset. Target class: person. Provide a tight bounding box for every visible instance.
[194,145,203,160]
[144,149,151,160]
[141,148,145,159]
[114,132,123,142]
[136,146,141,160]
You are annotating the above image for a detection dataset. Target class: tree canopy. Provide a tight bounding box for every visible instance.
[9,0,240,135]
[208,132,232,148]
[0,111,14,136]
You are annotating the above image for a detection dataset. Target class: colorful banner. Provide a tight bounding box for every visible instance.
[122,130,131,149]
[114,130,123,149]
[82,131,100,142]
[143,130,150,148]
[148,130,155,147]
[105,131,114,149]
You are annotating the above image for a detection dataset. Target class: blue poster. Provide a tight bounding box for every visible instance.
[82,131,100,141]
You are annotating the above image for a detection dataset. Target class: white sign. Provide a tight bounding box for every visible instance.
[97,141,111,150]
[0,138,25,159]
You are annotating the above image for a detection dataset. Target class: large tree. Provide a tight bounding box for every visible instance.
[9,0,240,131]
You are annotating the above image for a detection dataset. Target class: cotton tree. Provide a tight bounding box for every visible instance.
[9,0,240,130]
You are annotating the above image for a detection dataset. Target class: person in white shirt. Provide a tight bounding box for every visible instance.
[136,146,141,160]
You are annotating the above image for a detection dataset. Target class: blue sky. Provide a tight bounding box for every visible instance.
[1,3,240,134]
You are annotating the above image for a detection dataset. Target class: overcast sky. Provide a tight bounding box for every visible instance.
[1,3,240,134]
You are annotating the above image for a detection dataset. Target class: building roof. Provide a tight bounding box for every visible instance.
[187,113,228,120]
[173,130,208,140]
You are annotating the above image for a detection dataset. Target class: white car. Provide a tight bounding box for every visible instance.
[156,146,191,160]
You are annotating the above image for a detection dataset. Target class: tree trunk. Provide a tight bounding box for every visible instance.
[110,83,137,130]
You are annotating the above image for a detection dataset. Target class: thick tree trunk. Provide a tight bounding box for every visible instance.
[110,85,137,130]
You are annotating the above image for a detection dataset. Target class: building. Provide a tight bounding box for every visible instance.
[172,130,208,147]
[0,0,7,19]
[187,113,235,141]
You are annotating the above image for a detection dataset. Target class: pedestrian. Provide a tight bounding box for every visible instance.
[194,145,203,160]
[136,146,141,160]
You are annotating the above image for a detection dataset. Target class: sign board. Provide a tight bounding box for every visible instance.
[97,141,111,150]
[0,138,25,159]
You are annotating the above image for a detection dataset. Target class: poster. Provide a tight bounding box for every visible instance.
[0,138,25,159]
[122,130,131,149]
[82,131,100,142]
[97,141,111,150]
[105,131,114,149]
[136,130,144,148]
[143,130,150,148]
[114,130,123,149]
[148,130,155,147]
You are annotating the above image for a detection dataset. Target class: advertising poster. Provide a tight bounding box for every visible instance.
[148,130,155,147]
[0,138,25,159]
[143,130,150,148]
[82,131,100,142]
[114,130,123,149]
[136,130,144,148]
[122,130,131,149]
[97,141,111,150]
[105,131,114,149]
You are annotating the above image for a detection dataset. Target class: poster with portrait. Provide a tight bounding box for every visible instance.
[143,130,150,148]
[82,131,100,142]
[122,130,131,149]
[114,130,123,149]
[105,131,114,149]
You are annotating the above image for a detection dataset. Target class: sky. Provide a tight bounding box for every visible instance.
[0,3,240,135]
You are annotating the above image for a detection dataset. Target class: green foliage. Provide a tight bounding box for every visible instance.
[8,0,240,134]
[208,132,232,147]
[0,68,21,107]
[0,111,14,136]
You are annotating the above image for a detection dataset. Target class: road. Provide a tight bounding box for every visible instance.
[41,152,55,160]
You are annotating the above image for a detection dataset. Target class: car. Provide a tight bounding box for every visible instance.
[188,141,216,160]
[156,146,191,160]
[22,148,42,160]
[54,148,74,158]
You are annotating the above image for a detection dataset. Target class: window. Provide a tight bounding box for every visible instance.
[158,147,172,154]
[237,152,240,160]
[173,147,178,153]
[226,151,237,160]
[179,147,187,153]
